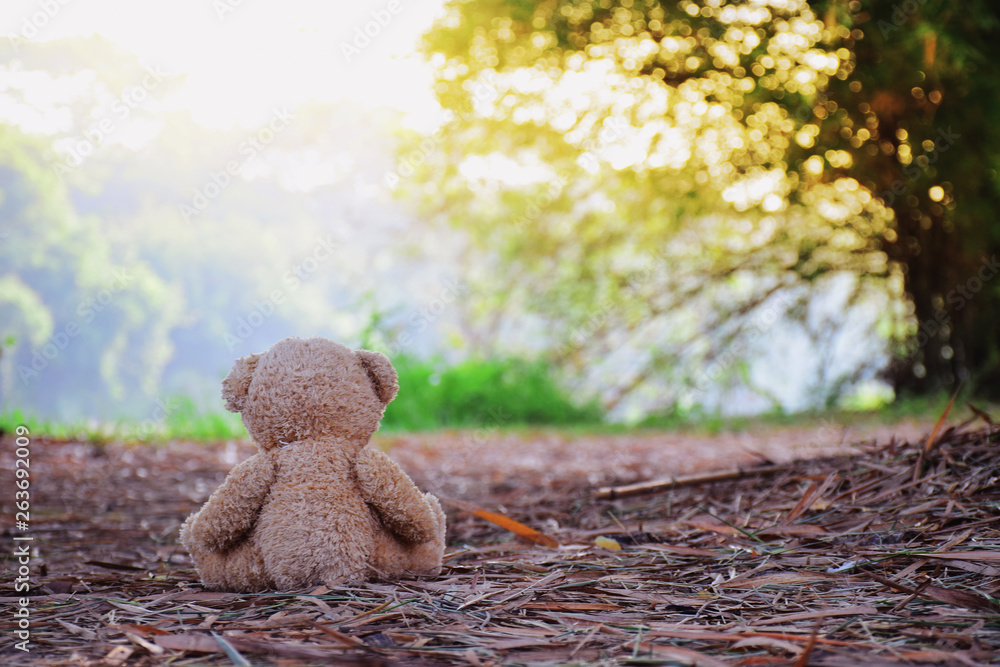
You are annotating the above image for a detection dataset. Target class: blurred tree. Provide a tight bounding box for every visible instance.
[416,0,1000,408]
[820,1,1000,395]
[1,38,434,419]
[0,125,184,417]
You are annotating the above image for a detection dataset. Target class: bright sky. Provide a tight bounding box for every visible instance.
[1,0,447,130]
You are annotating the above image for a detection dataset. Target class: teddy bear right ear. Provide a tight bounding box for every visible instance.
[357,349,399,406]
[221,353,261,413]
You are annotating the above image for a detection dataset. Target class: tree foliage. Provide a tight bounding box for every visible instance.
[415,0,1000,411]
[0,38,468,421]
[0,125,184,415]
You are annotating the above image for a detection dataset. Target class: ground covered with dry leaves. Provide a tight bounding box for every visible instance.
[1,418,999,666]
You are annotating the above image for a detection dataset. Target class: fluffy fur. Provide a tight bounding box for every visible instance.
[180,337,446,592]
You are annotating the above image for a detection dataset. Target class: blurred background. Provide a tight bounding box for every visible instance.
[1,0,997,436]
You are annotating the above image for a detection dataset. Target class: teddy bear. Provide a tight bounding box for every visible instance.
[179,336,447,592]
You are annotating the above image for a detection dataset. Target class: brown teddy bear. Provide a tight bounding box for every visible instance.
[180,336,446,591]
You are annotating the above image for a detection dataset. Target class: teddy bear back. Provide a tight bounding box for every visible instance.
[221,337,398,450]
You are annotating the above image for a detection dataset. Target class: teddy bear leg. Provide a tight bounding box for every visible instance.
[316,564,368,589]
[189,541,270,592]
[410,492,447,572]
[223,541,271,591]
[368,493,447,579]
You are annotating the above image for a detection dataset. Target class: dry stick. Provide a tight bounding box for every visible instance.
[780,470,837,526]
[569,624,602,658]
[594,465,786,500]
[891,564,942,613]
[780,480,820,527]
[793,619,823,667]
[913,384,961,484]
[966,402,994,425]
[865,569,1000,613]
[311,623,367,648]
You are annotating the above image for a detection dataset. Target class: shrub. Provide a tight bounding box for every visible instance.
[383,356,603,431]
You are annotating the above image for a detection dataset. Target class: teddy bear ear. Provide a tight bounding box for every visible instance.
[221,353,262,413]
[357,349,399,405]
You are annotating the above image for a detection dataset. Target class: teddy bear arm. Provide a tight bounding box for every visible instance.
[181,454,275,553]
[355,449,439,544]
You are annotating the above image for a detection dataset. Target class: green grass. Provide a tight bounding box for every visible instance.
[0,409,110,444]
[0,396,246,445]
[0,356,603,443]
[2,355,989,444]
[626,389,986,436]
[156,396,247,441]
[381,355,603,432]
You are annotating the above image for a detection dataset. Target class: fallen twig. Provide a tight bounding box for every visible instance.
[595,464,785,499]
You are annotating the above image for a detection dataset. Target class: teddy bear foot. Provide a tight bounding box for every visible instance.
[366,492,447,580]
[189,542,271,592]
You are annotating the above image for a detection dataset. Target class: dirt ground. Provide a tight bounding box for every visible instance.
[1,418,999,666]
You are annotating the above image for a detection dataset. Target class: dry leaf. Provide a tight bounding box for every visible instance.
[521,602,621,611]
[923,386,961,455]
[57,619,97,640]
[721,572,831,588]
[594,536,622,551]
[442,497,560,547]
[102,646,133,667]
[155,633,223,654]
[921,551,1000,563]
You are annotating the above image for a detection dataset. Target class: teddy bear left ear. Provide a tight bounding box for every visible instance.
[357,349,399,405]
[221,352,262,413]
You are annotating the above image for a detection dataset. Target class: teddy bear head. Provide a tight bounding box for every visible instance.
[220,337,398,450]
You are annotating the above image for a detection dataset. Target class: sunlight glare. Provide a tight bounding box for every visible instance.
[0,0,447,131]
